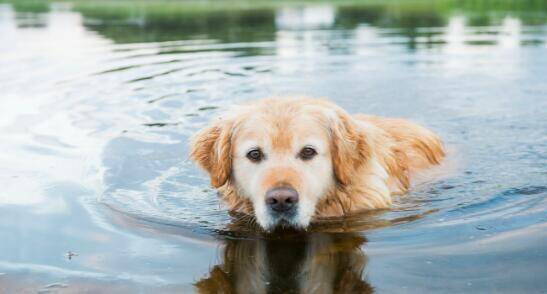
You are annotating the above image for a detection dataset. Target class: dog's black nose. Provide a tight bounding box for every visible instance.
[265,187,299,213]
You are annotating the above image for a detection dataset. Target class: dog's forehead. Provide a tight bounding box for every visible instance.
[235,110,328,150]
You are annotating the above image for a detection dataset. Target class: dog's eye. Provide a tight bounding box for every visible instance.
[299,147,317,160]
[246,148,263,162]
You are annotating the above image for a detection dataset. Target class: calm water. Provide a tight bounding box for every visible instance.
[0,1,546,292]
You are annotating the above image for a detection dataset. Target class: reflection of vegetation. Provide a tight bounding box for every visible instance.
[1,0,545,43]
[337,2,447,29]
[336,4,447,50]
[77,4,276,43]
[3,0,49,13]
[336,0,546,28]
[74,0,546,44]
[457,0,547,24]
[0,0,49,28]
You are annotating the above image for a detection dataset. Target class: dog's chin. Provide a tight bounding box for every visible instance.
[259,213,311,232]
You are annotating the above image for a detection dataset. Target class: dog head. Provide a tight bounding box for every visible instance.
[190,97,369,230]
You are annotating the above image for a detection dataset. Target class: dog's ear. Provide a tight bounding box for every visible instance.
[329,110,370,186]
[190,119,233,188]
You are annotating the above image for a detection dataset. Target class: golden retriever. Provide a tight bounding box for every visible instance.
[190,97,444,230]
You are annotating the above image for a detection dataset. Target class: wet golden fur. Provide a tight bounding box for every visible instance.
[190,97,445,227]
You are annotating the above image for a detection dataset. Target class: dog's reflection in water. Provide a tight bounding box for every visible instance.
[195,232,373,293]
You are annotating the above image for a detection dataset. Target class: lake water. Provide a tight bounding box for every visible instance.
[0,1,546,292]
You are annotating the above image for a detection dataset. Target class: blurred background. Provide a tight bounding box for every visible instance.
[0,0,546,293]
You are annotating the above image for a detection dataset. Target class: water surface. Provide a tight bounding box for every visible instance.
[0,1,546,292]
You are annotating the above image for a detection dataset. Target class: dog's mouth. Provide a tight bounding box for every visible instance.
[265,207,304,230]
[270,209,296,222]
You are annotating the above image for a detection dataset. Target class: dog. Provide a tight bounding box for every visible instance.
[194,233,372,294]
[190,97,445,230]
